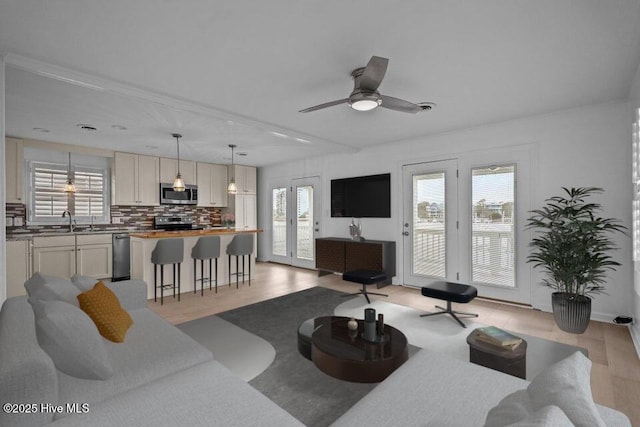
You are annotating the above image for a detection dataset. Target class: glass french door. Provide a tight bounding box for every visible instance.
[402,160,459,287]
[403,151,531,304]
[270,176,321,269]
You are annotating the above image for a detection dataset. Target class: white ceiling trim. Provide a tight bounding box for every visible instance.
[3,52,354,153]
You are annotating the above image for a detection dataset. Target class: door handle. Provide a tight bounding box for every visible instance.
[315,229,319,232]
[402,231,409,236]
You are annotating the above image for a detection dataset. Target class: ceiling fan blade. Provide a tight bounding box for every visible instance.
[359,56,389,92]
[380,95,422,114]
[299,98,349,113]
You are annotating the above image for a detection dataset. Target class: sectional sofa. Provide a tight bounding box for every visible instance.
[0,273,631,426]
[0,274,302,427]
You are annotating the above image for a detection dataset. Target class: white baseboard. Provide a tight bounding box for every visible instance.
[534,303,618,324]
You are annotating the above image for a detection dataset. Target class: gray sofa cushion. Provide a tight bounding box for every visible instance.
[527,351,605,427]
[49,360,303,427]
[25,273,80,307]
[55,308,214,416]
[70,274,98,292]
[30,299,114,380]
[0,297,58,427]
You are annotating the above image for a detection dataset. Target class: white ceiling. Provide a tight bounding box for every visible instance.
[2,0,640,166]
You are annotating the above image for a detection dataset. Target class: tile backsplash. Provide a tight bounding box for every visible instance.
[6,203,222,235]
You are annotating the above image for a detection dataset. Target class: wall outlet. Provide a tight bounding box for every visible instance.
[13,217,24,227]
[5,217,14,227]
[112,217,121,224]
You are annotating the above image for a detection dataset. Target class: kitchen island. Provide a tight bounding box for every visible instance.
[130,228,262,300]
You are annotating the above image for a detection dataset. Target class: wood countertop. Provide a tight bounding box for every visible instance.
[129,228,263,239]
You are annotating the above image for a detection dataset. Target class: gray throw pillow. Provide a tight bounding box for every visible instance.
[29,298,114,380]
[484,390,534,427]
[527,351,605,427]
[25,272,80,306]
[71,274,99,292]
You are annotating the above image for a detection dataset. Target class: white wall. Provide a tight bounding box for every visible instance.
[258,100,632,321]
[629,62,640,353]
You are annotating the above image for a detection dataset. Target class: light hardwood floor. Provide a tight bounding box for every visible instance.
[148,262,640,425]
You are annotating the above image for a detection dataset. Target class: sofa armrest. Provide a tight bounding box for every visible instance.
[105,280,148,310]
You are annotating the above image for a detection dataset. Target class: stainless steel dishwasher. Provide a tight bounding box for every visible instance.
[112,233,130,281]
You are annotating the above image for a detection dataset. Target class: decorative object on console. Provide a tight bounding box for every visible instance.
[526,187,627,334]
[64,151,76,193]
[349,218,363,241]
[171,133,186,192]
[227,144,238,194]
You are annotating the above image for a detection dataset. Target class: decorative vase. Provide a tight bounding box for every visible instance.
[551,292,592,334]
[363,308,377,341]
[347,317,358,331]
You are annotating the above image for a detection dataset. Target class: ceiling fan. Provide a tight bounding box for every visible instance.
[299,56,435,114]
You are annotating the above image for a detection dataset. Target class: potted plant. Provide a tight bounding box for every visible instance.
[526,187,626,333]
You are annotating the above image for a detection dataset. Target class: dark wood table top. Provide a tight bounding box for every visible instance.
[311,316,408,383]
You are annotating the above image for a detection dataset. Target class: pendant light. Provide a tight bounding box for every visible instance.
[227,144,238,195]
[64,152,76,193]
[172,133,185,192]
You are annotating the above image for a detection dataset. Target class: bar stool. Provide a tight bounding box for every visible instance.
[151,238,184,305]
[226,234,254,288]
[191,236,220,295]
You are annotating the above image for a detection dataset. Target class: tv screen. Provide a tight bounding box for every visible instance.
[331,173,391,218]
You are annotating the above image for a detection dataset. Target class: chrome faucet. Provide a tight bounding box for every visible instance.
[62,210,76,232]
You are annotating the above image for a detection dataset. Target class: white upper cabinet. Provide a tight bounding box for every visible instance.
[160,158,196,185]
[231,165,257,194]
[5,137,24,203]
[196,163,228,207]
[114,152,160,206]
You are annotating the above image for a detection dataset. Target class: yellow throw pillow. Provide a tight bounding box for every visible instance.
[77,281,133,343]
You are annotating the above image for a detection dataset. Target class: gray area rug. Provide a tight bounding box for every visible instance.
[217,287,419,427]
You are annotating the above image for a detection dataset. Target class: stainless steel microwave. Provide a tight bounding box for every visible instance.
[160,183,198,205]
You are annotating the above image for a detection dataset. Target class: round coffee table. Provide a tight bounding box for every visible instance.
[309,316,408,383]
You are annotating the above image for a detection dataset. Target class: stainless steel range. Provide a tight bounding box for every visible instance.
[153,216,203,231]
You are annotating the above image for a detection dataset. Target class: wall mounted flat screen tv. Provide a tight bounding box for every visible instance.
[331,173,391,218]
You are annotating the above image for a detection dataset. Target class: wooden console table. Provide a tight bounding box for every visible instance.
[315,237,396,285]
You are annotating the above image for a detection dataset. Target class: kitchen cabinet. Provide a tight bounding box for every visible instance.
[6,240,31,298]
[230,165,256,194]
[31,234,113,280]
[233,194,257,229]
[160,158,197,185]
[32,236,77,279]
[76,234,112,279]
[196,162,228,207]
[113,152,160,206]
[5,137,24,203]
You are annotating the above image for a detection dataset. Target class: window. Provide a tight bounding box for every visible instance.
[471,165,516,287]
[28,160,110,224]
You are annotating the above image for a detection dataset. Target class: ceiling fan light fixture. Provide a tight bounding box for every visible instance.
[350,99,381,111]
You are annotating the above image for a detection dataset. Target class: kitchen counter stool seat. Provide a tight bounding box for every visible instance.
[191,236,220,295]
[226,234,254,288]
[151,238,184,305]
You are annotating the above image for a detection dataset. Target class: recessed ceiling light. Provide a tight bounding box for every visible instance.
[226,120,234,125]
[111,125,127,131]
[145,145,159,149]
[237,152,248,157]
[76,124,97,131]
[271,131,288,138]
[32,127,50,133]
[295,137,311,144]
